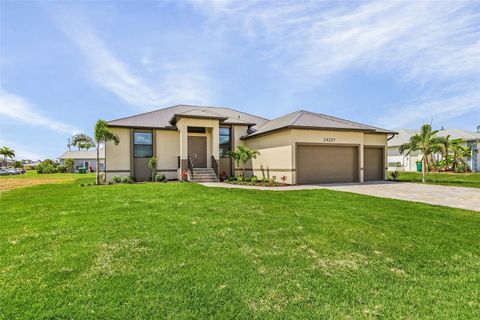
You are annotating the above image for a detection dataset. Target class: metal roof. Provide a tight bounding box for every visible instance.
[243,110,396,139]
[108,105,269,129]
[58,149,105,160]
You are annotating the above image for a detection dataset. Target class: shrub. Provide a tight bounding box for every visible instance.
[390,171,400,180]
[36,163,58,174]
[112,176,121,183]
[227,176,235,182]
[13,161,23,169]
[155,174,166,182]
[64,158,74,173]
[236,176,244,182]
[262,177,268,184]
[121,176,133,184]
[251,175,258,183]
[269,177,275,184]
[57,165,68,173]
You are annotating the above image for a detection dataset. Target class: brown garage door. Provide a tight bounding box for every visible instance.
[297,145,359,184]
[364,147,384,181]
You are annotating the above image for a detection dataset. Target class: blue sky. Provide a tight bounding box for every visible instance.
[1,1,479,160]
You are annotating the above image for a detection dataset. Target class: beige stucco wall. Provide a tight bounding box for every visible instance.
[105,127,131,181]
[156,130,180,180]
[244,130,293,182]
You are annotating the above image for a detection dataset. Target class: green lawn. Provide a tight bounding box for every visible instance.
[1,177,479,319]
[0,170,95,180]
[391,171,480,188]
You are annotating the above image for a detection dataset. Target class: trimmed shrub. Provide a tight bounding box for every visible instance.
[155,174,166,182]
[227,176,235,182]
[251,175,258,183]
[236,176,244,182]
[121,176,132,184]
[57,165,68,173]
[112,176,121,183]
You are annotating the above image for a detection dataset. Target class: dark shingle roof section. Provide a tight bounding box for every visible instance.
[243,110,395,139]
[107,105,269,129]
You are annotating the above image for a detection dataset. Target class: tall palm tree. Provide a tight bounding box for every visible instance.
[450,139,470,172]
[94,120,119,184]
[0,146,15,167]
[399,124,443,183]
[438,135,452,171]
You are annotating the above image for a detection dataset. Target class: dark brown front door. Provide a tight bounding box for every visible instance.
[188,136,207,168]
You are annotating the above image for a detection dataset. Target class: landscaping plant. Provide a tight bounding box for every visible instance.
[148,157,157,181]
[94,120,119,185]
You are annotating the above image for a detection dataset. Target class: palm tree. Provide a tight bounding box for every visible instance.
[438,135,452,171]
[72,133,95,150]
[94,120,119,184]
[450,139,471,172]
[399,124,443,183]
[0,146,15,167]
[228,145,260,178]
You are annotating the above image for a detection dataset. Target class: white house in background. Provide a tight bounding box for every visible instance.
[388,127,480,172]
[58,149,105,172]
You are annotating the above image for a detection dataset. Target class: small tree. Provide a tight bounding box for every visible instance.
[64,158,74,173]
[72,133,95,150]
[94,120,119,185]
[0,146,15,167]
[451,139,471,172]
[399,124,443,183]
[13,160,23,169]
[148,157,157,181]
[228,145,260,178]
[438,135,452,171]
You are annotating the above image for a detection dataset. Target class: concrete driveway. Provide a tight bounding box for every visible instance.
[200,181,480,212]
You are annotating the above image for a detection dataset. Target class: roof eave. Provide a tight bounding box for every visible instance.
[168,114,228,125]
[241,125,396,140]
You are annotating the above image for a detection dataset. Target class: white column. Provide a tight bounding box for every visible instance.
[212,124,219,160]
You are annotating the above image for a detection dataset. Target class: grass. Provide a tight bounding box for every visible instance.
[390,171,480,188]
[1,176,479,319]
[0,171,95,192]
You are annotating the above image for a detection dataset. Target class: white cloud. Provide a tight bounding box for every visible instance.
[0,91,80,135]
[191,0,480,127]
[56,12,214,109]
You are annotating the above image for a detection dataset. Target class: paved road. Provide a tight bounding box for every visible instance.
[200,181,480,212]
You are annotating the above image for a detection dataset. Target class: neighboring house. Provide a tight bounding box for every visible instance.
[388,128,480,172]
[58,149,105,172]
[105,105,395,184]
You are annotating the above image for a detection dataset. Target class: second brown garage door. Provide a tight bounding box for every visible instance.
[297,145,359,184]
[364,147,384,181]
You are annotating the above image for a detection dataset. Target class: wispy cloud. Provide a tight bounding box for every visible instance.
[191,0,480,127]
[0,91,80,135]
[56,11,213,109]
[0,138,45,160]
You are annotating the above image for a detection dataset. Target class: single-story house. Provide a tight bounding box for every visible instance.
[388,128,480,172]
[105,105,396,184]
[58,149,105,172]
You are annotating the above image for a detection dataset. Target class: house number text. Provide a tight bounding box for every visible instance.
[323,138,336,142]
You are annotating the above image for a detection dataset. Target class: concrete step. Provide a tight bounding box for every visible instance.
[188,168,218,182]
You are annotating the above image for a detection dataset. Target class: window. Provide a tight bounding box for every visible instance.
[219,127,231,158]
[188,127,206,133]
[134,132,153,158]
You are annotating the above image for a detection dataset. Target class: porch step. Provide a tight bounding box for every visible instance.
[188,168,219,182]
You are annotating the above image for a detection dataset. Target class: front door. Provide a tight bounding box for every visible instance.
[188,136,207,167]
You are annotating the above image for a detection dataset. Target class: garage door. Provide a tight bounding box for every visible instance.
[297,145,359,184]
[364,147,384,181]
